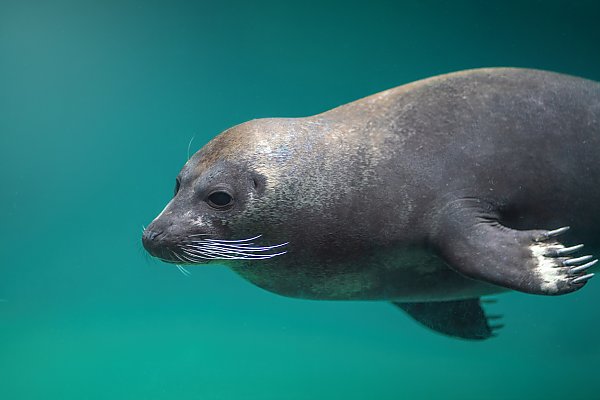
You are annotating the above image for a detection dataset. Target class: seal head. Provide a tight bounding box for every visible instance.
[142,119,299,264]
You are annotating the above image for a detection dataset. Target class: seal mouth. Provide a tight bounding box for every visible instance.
[142,231,289,265]
[143,226,288,265]
[175,234,289,264]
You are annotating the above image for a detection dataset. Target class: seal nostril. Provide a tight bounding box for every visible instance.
[142,229,167,256]
[143,229,163,242]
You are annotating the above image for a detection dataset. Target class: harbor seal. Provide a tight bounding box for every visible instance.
[142,68,600,340]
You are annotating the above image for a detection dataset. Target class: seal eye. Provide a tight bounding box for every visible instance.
[174,178,181,196]
[207,191,233,209]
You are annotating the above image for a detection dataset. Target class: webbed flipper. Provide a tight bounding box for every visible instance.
[393,298,501,340]
[434,201,597,295]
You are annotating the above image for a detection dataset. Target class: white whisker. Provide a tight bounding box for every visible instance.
[188,233,213,238]
[178,252,198,264]
[184,246,240,259]
[181,248,218,260]
[183,244,287,260]
[204,235,262,244]
[186,243,286,257]
[176,264,192,276]
[186,241,289,252]
[187,135,196,160]
[174,234,289,263]
[171,250,187,264]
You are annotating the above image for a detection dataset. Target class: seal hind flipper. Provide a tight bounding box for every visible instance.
[393,298,500,340]
[434,201,597,295]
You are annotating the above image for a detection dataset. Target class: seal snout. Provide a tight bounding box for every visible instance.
[143,229,162,242]
[142,228,172,261]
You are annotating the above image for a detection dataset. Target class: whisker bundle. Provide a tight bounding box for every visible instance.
[176,234,288,263]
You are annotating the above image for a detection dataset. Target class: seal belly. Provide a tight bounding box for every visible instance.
[230,247,505,302]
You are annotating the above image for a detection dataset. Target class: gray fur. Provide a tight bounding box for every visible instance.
[143,68,600,303]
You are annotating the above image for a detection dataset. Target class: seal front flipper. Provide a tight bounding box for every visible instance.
[434,202,597,295]
[392,298,501,340]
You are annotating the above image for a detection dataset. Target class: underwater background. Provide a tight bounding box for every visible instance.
[1,1,599,399]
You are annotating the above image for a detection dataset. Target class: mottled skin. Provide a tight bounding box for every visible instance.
[143,68,600,305]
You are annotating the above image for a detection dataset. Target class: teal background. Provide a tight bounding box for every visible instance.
[1,1,599,399]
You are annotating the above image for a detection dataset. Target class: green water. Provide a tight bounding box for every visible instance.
[1,1,599,399]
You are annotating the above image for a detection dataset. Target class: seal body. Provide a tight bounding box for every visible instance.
[143,68,600,339]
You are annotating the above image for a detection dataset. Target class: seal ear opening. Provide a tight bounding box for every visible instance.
[251,173,267,194]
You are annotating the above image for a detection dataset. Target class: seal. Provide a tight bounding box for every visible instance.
[142,68,600,340]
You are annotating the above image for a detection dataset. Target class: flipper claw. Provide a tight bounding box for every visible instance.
[571,273,595,285]
[536,226,570,241]
[545,244,584,257]
[436,203,594,295]
[563,255,594,266]
[569,259,598,275]
[530,231,597,292]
